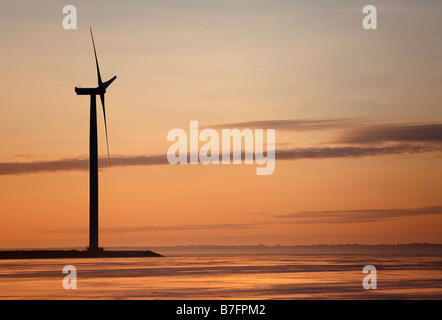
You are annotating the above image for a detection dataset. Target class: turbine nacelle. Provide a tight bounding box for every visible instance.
[75,86,105,95]
[75,75,116,95]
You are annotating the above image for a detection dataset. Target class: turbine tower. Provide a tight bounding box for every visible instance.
[75,28,116,252]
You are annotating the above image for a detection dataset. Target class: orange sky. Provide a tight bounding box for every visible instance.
[1,0,442,248]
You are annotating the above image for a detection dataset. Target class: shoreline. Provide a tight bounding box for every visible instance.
[0,250,163,260]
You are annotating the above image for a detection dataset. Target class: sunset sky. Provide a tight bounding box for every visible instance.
[1,0,442,248]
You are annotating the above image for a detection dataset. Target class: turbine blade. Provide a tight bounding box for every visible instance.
[90,27,103,88]
[103,76,117,89]
[100,94,110,166]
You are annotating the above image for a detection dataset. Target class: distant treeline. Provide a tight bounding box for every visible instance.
[145,243,442,255]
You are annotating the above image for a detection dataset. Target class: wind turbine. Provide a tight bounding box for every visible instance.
[75,28,116,252]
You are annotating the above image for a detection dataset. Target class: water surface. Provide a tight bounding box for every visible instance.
[0,254,441,299]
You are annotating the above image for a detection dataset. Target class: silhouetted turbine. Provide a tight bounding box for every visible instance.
[75,28,116,252]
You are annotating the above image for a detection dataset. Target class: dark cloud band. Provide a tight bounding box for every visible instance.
[340,124,442,144]
[2,118,442,176]
[0,143,439,176]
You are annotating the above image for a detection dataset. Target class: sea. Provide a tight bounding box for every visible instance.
[0,253,441,300]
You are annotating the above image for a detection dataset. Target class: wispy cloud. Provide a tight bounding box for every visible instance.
[35,206,442,231]
[275,206,442,224]
[206,118,360,131]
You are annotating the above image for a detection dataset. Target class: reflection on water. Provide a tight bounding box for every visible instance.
[0,254,441,299]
